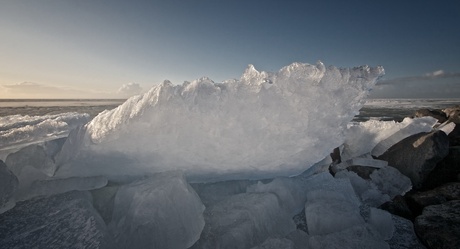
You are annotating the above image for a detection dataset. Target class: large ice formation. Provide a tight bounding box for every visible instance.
[57,62,384,181]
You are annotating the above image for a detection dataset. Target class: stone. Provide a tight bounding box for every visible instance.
[414,109,447,123]
[414,200,460,249]
[0,191,112,249]
[407,182,460,211]
[423,146,460,189]
[379,195,413,221]
[387,215,426,249]
[0,160,18,214]
[378,131,449,189]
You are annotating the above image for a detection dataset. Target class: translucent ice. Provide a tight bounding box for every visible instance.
[109,171,205,249]
[191,192,295,249]
[308,225,389,249]
[368,207,394,240]
[56,62,384,181]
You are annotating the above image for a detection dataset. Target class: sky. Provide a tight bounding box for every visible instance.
[0,0,459,99]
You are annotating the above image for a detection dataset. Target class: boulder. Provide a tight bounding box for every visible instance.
[0,160,18,213]
[443,106,460,146]
[387,215,426,249]
[423,146,460,189]
[414,200,460,249]
[415,108,447,123]
[407,182,460,211]
[379,195,413,221]
[378,131,449,189]
[0,191,112,249]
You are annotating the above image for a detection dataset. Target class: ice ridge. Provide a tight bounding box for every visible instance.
[58,61,384,181]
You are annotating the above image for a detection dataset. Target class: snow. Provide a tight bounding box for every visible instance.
[56,61,384,181]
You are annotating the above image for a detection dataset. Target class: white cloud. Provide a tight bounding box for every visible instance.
[1,82,112,99]
[377,70,460,86]
[117,83,143,97]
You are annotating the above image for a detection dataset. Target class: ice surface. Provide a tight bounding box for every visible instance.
[332,157,388,173]
[369,166,412,199]
[251,238,296,249]
[0,112,90,153]
[342,117,437,160]
[109,171,205,249]
[56,62,383,181]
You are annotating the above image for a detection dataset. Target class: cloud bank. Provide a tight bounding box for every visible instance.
[117,83,143,98]
[377,70,460,86]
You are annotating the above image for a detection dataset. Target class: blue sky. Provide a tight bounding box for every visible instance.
[0,0,459,98]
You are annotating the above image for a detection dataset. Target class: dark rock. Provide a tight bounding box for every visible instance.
[0,191,113,249]
[415,108,448,123]
[0,160,18,213]
[423,146,460,189]
[407,182,460,211]
[447,124,460,146]
[387,215,426,249]
[347,166,377,179]
[380,195,414,221]
[378,131,449,189]
[292,207,308,233]
[414,200,460,249]
[443,106,460,146]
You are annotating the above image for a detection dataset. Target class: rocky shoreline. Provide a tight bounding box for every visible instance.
[0,106,459,249]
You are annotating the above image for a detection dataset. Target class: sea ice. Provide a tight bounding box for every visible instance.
[56,61,383,181]
[0,112,90,152]
[109,171,205,249]
[0,160,18,214]
[368,207,394,240]
[5,144,56,177]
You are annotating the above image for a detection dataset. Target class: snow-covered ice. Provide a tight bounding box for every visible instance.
[55,62,384,181]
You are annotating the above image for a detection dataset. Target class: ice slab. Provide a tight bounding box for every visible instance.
[368,208,394,240]
[251,238,296,249]
[0,160,18,214]
[369,166,412,199]
[15,176,108,201]
[5,144,56,177]
[109,171,205,249]
[56,62,383,181]
[305,190,364,235]
[191,192,295,249]
[333,157,388,173]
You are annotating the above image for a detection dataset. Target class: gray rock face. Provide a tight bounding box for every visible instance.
[378,131,449,189]
[415,200,460,249]
[0,191,112,249]
[387,215,426,249]
[0,160,18,213]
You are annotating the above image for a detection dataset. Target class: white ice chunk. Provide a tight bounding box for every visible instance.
[192,192,295,249]
[5,144,56,177]
[56,62,383,181]
[15,176,108,201]
[371,117,437,157]
[370,166,412,199]
[437,121,456,135]
[109,171,205,249]
[368,208,394,240]
[305,190,364,235]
